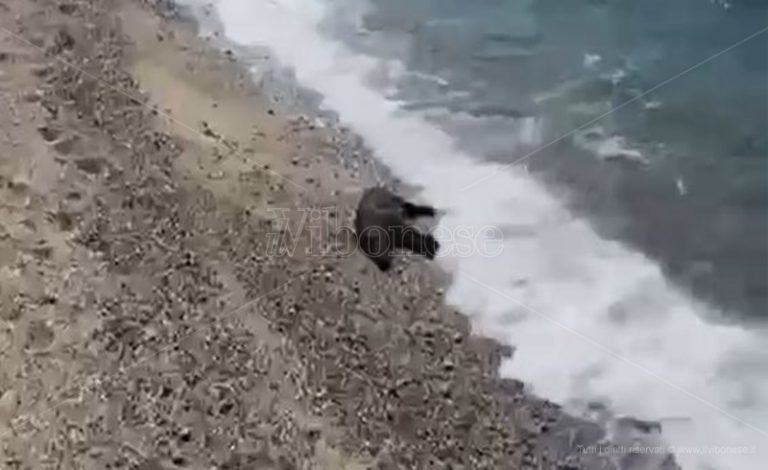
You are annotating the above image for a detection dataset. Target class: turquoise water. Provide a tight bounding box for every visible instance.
[326,0,768,320]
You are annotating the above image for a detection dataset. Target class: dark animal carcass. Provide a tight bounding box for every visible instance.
[354,187,440,271]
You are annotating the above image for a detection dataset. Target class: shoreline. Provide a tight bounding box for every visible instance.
[0,0,676,468]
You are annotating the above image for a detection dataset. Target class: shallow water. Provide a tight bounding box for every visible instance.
[323,0,768,321]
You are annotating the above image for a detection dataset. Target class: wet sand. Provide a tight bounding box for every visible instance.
[0,0,676,468]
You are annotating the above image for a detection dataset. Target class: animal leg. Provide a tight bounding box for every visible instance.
[372,253,393,271]
[398,227,440,260]
[401,201,437,218]
[358,230,394,271]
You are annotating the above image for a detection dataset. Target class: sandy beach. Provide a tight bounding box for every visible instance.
[0,0,679,468]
